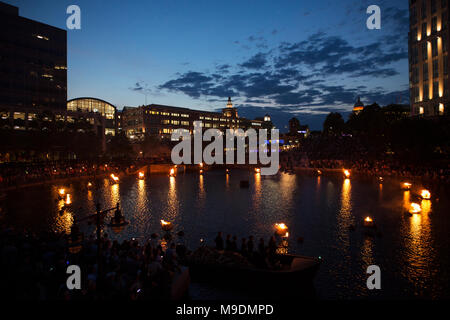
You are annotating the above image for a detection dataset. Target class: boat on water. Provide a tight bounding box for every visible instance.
[187,247,320,290]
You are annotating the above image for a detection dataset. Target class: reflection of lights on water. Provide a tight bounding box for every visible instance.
[65,194,71,205]
[409,203,422,214]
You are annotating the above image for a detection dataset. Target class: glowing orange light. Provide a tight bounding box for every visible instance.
[138,172,144,179]
[317,170,322,175]
[169,168,175,176]
[402,182,412,190]
[275,223,288,236]
[363,216,375,227]
[199,162,203,168]
[343,169,350,178]
[409,203,422,214]
[110,174,119,182]
[160,219,173,231]
[58,188,66,195]
[420,189,431,200]
[65,194,71,205]
[87,182,92,188]
[255,168,261,173]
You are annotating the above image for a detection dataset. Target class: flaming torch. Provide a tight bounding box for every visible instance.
[138,171,145,180]
[363,216,375,228]
[401,182,412,190]
[420,189,431,200]
[110,173,119,183]
[160,220,173,232]
[343,169,350,179]
[274,223,289,237]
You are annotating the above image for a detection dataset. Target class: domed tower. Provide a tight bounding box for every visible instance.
[353,97,364,115]
[222,96,238,119]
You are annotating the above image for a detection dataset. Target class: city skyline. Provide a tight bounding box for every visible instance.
[4,0,409,129]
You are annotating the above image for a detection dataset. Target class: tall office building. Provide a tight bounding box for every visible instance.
[0,1,67,112]
[409,0,449,116]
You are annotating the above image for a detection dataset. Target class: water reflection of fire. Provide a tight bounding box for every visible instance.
[409,203,422,214]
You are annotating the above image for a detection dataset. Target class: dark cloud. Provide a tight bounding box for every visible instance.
[239,53,268,69]
[158,11,408,129]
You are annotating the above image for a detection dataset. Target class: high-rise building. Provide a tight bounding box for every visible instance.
[409,0,449,116]
[0,1,67,112]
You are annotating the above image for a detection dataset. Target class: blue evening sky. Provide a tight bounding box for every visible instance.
[4,0,409,130]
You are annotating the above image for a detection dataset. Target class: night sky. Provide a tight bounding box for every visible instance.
[5,0,409,130]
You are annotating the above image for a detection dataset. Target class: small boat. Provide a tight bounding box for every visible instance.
[107,217,129,233]
[188,247,320,290]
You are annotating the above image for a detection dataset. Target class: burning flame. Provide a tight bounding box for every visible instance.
[343,169,350,178]
[160,219,170,226]
[138,172,144,179]
[169,168,175,176]
[402,182,412,189]
[365,216,373,222]
[275,223,288,231]
[58,188,66,195]
[317,170,322,175]
[199,163,203,168]
[199,169,203,174]
[420,189,431,200]
[409,203,422,214]
[255,168,261,173]
[110,174,119,182]
[87,182,92,187]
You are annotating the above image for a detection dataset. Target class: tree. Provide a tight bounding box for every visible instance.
[289,117,301,135]
[323,112,345,135]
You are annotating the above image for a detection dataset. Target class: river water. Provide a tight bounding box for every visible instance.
[2,169,449,299]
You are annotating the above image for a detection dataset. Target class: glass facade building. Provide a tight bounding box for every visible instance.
[67,98,117,135]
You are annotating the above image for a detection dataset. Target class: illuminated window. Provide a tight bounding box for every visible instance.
[13,112,25,120]
[181,121,189,126]
[419,106,424,114]
[439,103,445,114]
[171,120,180,125]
